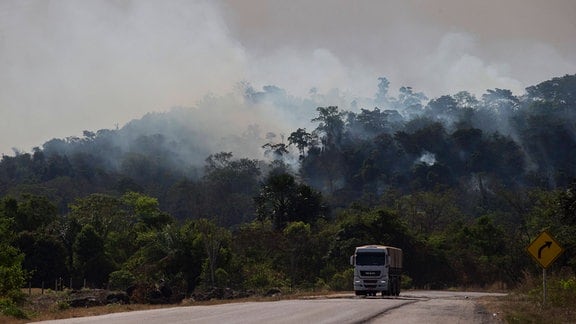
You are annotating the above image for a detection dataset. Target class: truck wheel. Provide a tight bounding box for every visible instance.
[390,280,397,296]
[355,291,365,296]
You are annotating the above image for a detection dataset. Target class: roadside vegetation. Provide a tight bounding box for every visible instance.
[478,272,576,323]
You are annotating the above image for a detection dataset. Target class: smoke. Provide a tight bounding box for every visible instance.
[418,151,437,166]
[0,0,247,156]
[1,0,575,156]
[422,33,525,95]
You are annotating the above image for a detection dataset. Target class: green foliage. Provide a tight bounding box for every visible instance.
[73,224,116,287]
[550,277,576,308]
[12,194,58,232]
[243,263,288,290]
[502,272,576,323]
[0,298,27,319]
[0,245,26,296]
[288,128,314,159]
[69,194,131,238]
[56,300,70,310]
[214,268,229,287]
[122,192,173,230]
[123,221,205,293]
[195,218,231,288]
[108,270,136,291]
[181,153,262,227]
[15,232,68,287]
[255,173,326,230]
[283,222,312,286]
[401,274,413,290]
[329,268,353,291]
[0,203,26,298]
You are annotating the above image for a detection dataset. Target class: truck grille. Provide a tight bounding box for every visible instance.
[360,270,381,276]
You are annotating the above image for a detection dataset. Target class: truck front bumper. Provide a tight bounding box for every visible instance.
[354,278,388,291]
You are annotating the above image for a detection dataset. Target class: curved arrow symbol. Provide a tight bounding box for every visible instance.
[538,241,552,259]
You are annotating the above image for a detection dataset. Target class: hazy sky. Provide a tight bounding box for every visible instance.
[1,0,575,156]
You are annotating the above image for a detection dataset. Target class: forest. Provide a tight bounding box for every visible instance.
[1,74,576,304]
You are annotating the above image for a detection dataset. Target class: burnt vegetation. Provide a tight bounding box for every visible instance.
[1,74,576,309]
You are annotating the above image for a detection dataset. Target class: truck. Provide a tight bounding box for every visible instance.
[350,245,402,296]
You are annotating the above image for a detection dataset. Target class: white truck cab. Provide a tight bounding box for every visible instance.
[350,245,402,296]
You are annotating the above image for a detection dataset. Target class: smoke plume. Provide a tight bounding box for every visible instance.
[1,0,574,156]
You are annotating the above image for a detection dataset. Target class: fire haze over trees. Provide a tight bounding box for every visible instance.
[1,74,576,303]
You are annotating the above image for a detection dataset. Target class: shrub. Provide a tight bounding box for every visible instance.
[108,270,136,291]
[329,268,353,291]
[0,245,26,297]
[244,264,288,290]
[0,298,27,319]
[401,274,413,290]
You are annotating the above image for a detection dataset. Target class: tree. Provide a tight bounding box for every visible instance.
[312,106,345,150]
[396,190,464,237]
[122,192,173,230]
[350,108,392,138]
[307,106,347,192]
[525,74,576,109]
[480,88,519,135]
[283,222,311,286]
[0,243,25,298]
[288,128,314,160]
[195,219,231,288]
[69,194,131,239]
[262,142,289,160]
[0,200,25,298]
[255,173,295,230]
[123,221,205,294]
[73,224,114,287]
[231,220,287,289]
[15,232,68,287]
[13,194,57,233]
[255,173,325,230]
[453,91,479,110]
[448,216,510,287]
[425,95,459,123]
[202,153,261,226]
[528,186,576,273]
[449,128,484,174]
[396,86,428,117]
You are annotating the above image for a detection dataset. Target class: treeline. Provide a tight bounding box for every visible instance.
[1,74,576,301]
[1,179,575,300]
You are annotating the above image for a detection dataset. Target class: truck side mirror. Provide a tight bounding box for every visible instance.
[350,255,355,266]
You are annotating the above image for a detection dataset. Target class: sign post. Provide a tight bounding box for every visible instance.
[526,230,564,305]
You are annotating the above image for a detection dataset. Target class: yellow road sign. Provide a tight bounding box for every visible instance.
[526,230,564,269]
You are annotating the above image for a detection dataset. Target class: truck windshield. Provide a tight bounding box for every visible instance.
[356,252,386,265]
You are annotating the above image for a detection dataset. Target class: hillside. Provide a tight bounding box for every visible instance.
[0,75,575,317]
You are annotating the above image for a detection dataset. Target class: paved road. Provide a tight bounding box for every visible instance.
[37,291,506,324]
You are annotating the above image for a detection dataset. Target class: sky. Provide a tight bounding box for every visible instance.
[1,0,575,156]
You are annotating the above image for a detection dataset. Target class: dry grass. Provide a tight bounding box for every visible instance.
[1,288,337,323]
[488,291,576,323]
[7,282,574,323]
[1,288,177,323]
[477,270,576,324]
[1,303,173,323]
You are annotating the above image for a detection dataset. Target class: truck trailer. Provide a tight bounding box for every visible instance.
[350,245,402,296]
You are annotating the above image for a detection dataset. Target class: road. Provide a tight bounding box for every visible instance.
[37,290,506,324]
